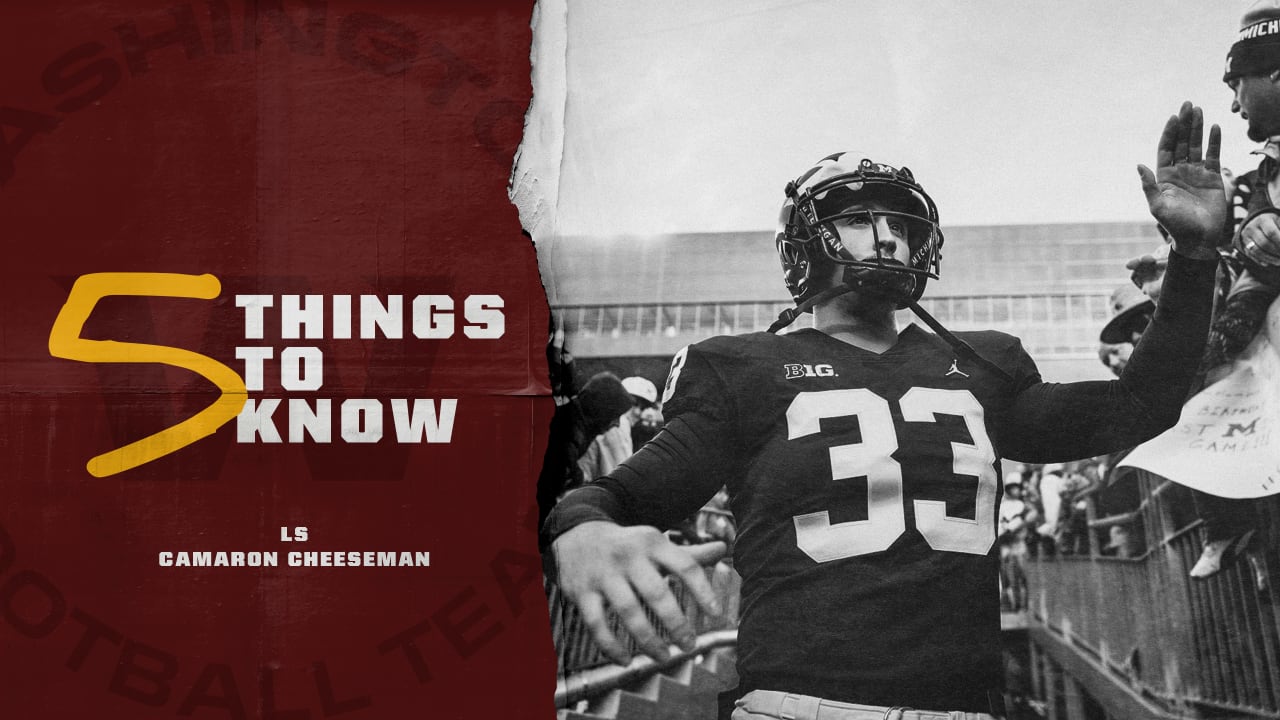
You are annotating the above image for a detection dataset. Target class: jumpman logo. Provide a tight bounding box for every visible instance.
[946,360,970,378]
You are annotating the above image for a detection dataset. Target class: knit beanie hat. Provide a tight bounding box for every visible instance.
[1225,0,1280,83]
[576,373,634,434]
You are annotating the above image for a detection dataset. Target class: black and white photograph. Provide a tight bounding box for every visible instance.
[516,2,1280,719]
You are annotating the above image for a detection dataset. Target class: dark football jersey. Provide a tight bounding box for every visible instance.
[543,252,1216,714]
[660,326,1035,710]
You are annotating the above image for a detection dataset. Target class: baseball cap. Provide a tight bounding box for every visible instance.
[1100,283,1155,345]
[621,376,658,407]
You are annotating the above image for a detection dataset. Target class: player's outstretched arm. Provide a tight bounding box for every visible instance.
[1138,101,1228,259]
[1002,103,1222,461]
[551,521,724,665]
[545,410,735,664]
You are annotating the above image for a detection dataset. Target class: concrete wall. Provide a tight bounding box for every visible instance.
[540,221,1162,307]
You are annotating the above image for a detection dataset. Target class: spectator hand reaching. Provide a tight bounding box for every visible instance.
[1237,211,1280,266]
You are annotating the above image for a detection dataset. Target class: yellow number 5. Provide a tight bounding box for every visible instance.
[48,273,247,477]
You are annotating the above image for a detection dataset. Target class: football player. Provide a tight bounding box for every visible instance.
[542,102,1225,719]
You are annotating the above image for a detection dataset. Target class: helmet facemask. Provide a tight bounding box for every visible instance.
[776,155,943,312]
[768,154,1015,385]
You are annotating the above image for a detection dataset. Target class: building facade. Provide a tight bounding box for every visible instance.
[544,221,1165,384]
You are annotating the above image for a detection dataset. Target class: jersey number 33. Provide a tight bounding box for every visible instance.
[787,388,998,562]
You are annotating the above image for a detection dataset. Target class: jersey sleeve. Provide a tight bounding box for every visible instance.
[998,251,1217,462]
[660,342,736,423]
[541,342,742,545]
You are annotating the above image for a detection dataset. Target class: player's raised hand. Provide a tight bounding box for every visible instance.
[1138,101,1228,259]
[551,522,724,665]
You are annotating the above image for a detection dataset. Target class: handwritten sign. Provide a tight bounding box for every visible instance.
[1120,296,1280,499]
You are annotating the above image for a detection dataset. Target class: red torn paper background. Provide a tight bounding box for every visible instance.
[0,1,557,718]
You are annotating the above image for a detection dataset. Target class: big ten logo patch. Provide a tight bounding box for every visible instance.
[783,363,837,380]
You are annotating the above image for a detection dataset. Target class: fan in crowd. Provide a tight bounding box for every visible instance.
[577,375,661,481]
[536,372,635,531]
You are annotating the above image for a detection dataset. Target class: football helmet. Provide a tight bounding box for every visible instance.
[775,152,943,312]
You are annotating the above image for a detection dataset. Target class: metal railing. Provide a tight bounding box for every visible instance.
[1027,469,1280,718]
[545,539,740,682]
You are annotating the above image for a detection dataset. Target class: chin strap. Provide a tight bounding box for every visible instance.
[768,286,1016,385]
[902,298,1016,384]
[766,284,862,333]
